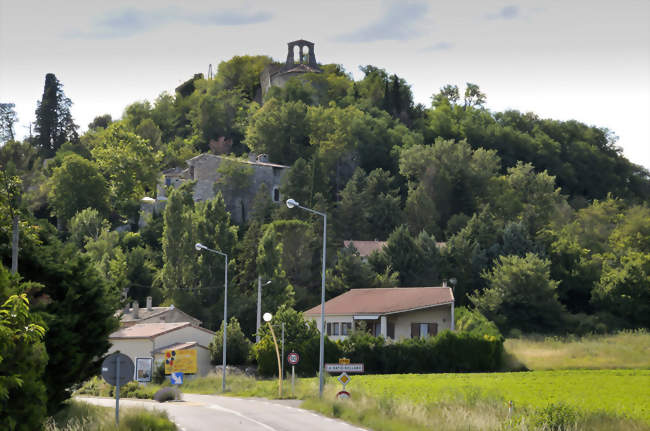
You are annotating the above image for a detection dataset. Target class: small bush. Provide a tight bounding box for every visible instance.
[533,403,580,431]
[152,361,166,384]
[119,408,177,431]
[153,387,180,403]
[455,306,502,339]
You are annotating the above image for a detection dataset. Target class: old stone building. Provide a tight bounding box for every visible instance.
[260,39,322,97]
[148,153,289,224]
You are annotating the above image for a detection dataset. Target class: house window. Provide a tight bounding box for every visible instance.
[411,322,438,338]
[165,177,171,187]
[326,322,340,336]
[272,187,280,202]
[341,322,352,335]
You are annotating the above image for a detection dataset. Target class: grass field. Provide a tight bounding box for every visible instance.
[504,330,650,370]
[347,370,650,425]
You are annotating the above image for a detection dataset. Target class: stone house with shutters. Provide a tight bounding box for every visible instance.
[303,286,454,341]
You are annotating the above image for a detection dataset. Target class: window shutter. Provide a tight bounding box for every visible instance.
[411,323,420,338]
[428,323,438,336]
[326,323,331,335]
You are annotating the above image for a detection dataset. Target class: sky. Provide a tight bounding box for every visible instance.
[1,0,648,169]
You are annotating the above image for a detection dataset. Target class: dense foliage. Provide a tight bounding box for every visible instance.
[0,55,649,418]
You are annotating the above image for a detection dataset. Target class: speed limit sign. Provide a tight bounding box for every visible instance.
[287,352,300,365]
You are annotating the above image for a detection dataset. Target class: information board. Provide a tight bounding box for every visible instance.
[164,349,197,374]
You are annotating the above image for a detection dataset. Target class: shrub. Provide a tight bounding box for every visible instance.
[533,403,580,431]
[152,361,166,384]
[210,317,252,366]
[454,306,502,339]
[119,408,177,431]
[340,330,503,374]
[153,387,180,403]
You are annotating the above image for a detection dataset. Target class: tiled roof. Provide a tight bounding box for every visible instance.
[109,322,216,339]
[343,240,387,257]
[116,307,172,322]
[152,341,209,354]
[304,287,454,316]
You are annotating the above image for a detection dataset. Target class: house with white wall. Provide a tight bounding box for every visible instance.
[108,322,215,377]
[303,286,454,341]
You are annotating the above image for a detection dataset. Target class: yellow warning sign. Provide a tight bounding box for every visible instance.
[164,349,197,374]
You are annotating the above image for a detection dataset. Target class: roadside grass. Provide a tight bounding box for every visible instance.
[504,329,650,370]
[44,399,176,431]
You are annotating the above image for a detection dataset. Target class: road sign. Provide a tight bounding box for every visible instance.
[338,357,350,364]
[171,372,184,385]
[325,363,364,373]
[287,352,300,365]
[337,372,351,386]
[336,390,351,400]
[101,353,134,386]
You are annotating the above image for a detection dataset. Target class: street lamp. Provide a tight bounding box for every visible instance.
[263,312,283,397]
[256,277,272,343]
[285,198,327,398]
[195,242,228,393]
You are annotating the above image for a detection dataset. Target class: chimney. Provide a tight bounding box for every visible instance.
[146,296,153,311]
[132,301,139,319]
[123,302,129,315]
[442,280,448,289]
[248,152,257,162]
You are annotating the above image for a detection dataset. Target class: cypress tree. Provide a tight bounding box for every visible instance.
[34,73,78,157]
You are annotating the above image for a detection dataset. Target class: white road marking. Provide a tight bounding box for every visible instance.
[208,404,278,431]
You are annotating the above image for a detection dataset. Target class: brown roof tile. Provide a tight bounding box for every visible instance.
[304,287,454,316]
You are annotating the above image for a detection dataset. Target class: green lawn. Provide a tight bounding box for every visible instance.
[348,369,650,425]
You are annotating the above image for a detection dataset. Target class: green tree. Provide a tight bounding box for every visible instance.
[244,99,310,164]
[91,123,160,219]
[0,268,48,431]
[337,168,402,240]
[591,205,650,328]
[0,103,17,143]
[34,73,79,157]
[209,317,252,365]
[48,153,109,226]
[257,225,295,312]
[68,207,110,247]
[471,253,566,333]
[87,114,112,130]
[216,55,273,100]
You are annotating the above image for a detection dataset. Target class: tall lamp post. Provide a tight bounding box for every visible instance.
[195,242,228,393]
[285,198,327,397]
[256,277,272,343]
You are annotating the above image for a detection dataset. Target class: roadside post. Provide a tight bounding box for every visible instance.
[101,352,134,426]
[287,352,300,396]
[324,357,364,400]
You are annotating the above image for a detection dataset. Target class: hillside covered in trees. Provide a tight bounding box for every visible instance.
[1,56,649,414]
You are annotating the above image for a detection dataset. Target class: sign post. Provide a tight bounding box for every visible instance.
[101,352,134,426]
[287,352,300,396]
[324,358,363,400]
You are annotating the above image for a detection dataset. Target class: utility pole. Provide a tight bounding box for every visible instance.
[257,276,262,343]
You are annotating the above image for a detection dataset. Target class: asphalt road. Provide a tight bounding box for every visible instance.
[77,394,368,431]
